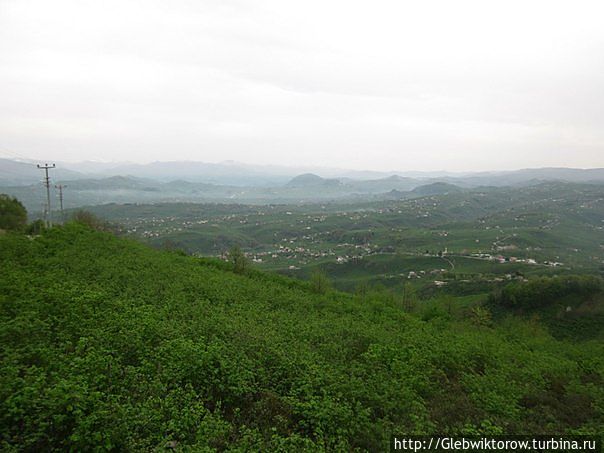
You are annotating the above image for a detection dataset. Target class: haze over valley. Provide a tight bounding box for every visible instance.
[2,156,604,212]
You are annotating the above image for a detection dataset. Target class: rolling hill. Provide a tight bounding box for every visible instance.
[411,182,463,196]
[2,157,604,212]
[1,224,603,450]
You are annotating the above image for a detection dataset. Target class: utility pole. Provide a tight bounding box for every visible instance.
[37,163,55,227]
[55,184,67,223]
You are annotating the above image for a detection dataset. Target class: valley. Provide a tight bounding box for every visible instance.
[81,182,604,292]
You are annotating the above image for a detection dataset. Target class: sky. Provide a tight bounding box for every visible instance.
[1,0,603,172]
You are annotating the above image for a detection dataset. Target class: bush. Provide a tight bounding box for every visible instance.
[26,219,47,235]
[70,210,115,232]
[309,269,331,294]
[0,194,27,231]
[228,245,248,274]
[470,305,493,327]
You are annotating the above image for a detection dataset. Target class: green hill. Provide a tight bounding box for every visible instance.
[286,173,330,187]
[411,182,463,196]
[1,225,603,451]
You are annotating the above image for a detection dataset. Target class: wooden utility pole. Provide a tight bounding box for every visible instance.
[55,184,66,222]
[37,163,55,227]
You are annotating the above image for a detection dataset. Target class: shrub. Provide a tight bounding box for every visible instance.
[26,219,47,235]
[228,245,248,274]
[70,210,115,232]
[310,269,331,294]
[0,194,27,231]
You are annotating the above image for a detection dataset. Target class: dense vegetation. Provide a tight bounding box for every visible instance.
[1,224,603,451]
[490,276,602,309]
[0,194,27,231]
[489,276,604,342]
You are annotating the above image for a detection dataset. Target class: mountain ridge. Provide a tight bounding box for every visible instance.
[3,157,603,187]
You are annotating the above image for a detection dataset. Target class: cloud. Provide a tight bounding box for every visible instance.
[0,0,603,170]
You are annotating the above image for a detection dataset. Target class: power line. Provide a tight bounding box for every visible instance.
[37,163,56,227]
[0,148,35,162]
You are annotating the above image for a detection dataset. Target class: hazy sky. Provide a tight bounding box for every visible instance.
[1,0,603,171]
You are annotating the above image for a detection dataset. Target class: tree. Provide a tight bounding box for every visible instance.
[228,245,248,274]
[0,194,27,231]
[71,210,115,232]
[310,269,331,294]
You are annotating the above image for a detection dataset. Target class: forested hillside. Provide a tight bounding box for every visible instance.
[1,225,603,451]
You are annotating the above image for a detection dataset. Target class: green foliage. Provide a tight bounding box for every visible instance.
[0,226,603,451]
[25,219,46,235]
[228,245,248,274]
[490,275,602,309]
[0,194,27,231]
[354,281,370,299]
[70,210,115,233]
[470,305,493,327]
[309,269,331,294]
[401,282,417,312]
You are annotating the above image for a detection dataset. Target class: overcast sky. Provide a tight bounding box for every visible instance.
[1,0,603,171]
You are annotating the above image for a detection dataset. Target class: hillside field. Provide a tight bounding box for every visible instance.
[1,224,603,451]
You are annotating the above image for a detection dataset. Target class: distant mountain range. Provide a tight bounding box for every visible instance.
[2,157,604,187]
[1,157,604,214]
[0,158,86,186]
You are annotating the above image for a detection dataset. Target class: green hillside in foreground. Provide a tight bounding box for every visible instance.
[1,225,603,451]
